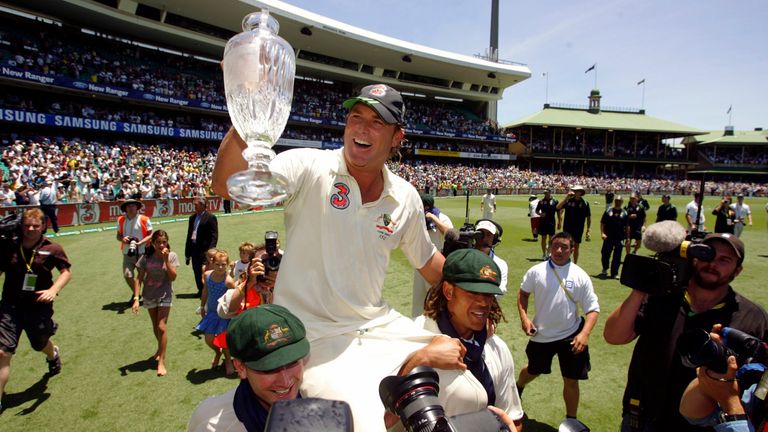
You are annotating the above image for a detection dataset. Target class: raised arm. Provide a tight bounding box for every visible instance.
[211,127,247,199]
[603,289,647,344]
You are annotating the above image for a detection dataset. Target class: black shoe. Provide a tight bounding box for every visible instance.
[47,346,61,376]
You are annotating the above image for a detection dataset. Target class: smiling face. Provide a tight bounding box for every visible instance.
[342,103,403,175]
[444,282,493,339]
[236,359,304,409]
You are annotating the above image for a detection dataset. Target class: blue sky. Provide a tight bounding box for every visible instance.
[284,0,766,132]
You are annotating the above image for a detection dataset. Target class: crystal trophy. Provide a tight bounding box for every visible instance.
[222,9,295,206]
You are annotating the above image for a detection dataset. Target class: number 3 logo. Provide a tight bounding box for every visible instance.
[330,182,350,209]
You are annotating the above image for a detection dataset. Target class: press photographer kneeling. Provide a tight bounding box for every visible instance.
[604,224,768,431]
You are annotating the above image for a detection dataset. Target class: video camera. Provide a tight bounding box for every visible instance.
[379,366,511,432]
[441,190,490,257]
[0,211,22,243]
[619,221,714,295]
[258,231,281,281]
[678,327,767,374]
[126,237,140,257]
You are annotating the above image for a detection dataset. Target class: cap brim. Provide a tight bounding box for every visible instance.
[455,280,503,296]
[242,338,310,372]
[343,97,399,124]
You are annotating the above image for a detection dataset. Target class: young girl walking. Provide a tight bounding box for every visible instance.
[195,249,235,375]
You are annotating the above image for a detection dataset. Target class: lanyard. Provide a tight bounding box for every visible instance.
[19,244,37,273]
[548,258,576,304]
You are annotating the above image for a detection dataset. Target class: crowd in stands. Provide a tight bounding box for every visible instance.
[0,138,217,205]
[526,136,685,160]
[1,137,766,208]
[388,159,768,197]
[704,147,768,165]
[0,13,509,139]
[402,139,508,155]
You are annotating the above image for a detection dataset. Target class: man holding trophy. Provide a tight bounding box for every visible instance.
[212,12,489,431]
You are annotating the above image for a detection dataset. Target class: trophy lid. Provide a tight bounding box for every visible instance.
[242,9,280,35]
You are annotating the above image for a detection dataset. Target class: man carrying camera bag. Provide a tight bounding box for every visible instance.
[117,199,152,305]
[604,233,768,431]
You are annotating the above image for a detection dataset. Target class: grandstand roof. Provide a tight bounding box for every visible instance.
[683,129,768,146]
[504,106,704,136]
[13,0,530,102]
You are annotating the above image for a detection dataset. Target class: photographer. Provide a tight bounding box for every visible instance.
[604,233,768,431]
[412,193,453,316]
[713,194,736,235]
[116,199,152,305]
[0,208,71,410]
[415,248,524,430]
[679,325,760,432]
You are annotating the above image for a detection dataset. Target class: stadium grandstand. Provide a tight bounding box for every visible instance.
[0,0,765,211]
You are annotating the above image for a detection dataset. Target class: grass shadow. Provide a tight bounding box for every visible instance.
[526,257,547,262]
[758,254,768,258]
[118,358,156,376]
[522,416,558,432]
[101,301,131,315]
[185,366,233,385]
[522,238,539,242]
[2,374,51,415]
[176,293,200,300]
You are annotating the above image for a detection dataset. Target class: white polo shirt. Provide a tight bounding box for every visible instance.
[685,200,706,230]
[270,148,436,341]
[520,260,600,343]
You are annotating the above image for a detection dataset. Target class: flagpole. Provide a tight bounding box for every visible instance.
[728,106,733,126]
[594,66,598,89]
[543,72,549,104]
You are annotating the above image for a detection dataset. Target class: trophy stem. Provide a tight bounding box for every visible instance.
[226,141,286,206]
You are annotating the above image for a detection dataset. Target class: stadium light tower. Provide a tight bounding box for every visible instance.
[488,0,499,121]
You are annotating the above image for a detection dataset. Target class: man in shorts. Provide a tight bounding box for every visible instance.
[0,208,72,411]
[535,189,560,259]
[116,199,152,304]
[516,232,600,424]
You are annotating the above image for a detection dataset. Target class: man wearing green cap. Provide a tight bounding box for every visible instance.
[415,248,524,430]
[212,84,466,432]
[412,192,453,317]
[188,304,309,432]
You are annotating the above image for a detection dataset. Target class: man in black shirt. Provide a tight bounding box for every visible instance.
[535,189,560,259]
[600,196,628,279]
[625,195,646,255]
[605,233,768,431]
[557,185,591,264]
[655,194,678,222]
[712,194,735,234]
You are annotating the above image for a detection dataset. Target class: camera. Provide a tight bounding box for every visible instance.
[126,237,140,257]
[265,398,353,432]
[441,224,484,257]
[258,231,281,281]
[677,327,767,374]
[0,212,22,243]
[379,366,510,432]
[619,222,714,295]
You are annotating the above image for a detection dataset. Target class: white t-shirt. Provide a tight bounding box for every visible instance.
[270,148,436,341]
[482,193,496,216]
[685,200,706,230]
[414,316,524,422]
[731,202,751,223]
[492,253,509,294]
[520,260,600,343]
[187,388,245,432]
[528,199,540,218]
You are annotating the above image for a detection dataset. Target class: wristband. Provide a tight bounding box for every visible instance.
[133,296,139,301]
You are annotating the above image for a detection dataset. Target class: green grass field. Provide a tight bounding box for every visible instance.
[1,195,767,431]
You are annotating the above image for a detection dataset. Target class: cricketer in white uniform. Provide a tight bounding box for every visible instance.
[481,189,497,220]
[213,84,490,432]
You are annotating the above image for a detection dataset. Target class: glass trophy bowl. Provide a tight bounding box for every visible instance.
[222,9,295,206]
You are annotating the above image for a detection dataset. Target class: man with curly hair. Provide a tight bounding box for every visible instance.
[415,248,524,429]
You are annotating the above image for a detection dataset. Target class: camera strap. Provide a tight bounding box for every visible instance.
[548,259,576,305]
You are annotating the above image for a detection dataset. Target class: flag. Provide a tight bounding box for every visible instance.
[584,63,596,73]
[637,79,645,85]
[542,72,547,77]
[727,105,732,114]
